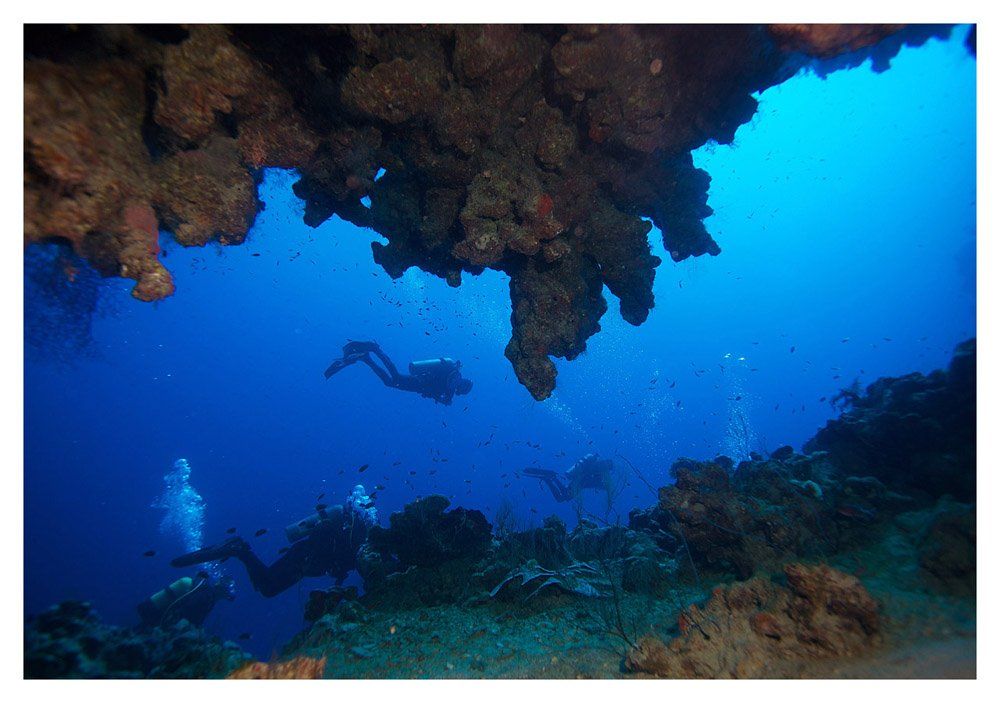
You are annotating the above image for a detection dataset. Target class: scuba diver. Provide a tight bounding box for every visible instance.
[136,571,235,629]
[170,486,376,598]
[523,454,617,504]
[324,340,473,405]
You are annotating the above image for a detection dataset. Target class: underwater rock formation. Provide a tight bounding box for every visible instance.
[357,494,492,606]
[24,600,250,678]
[227,655,327,679]
[806,339,975,501]
[24,24,951,398]
[304,586,361,623]
[651,453,839,579]
[916,500,976,596]
[768,24,904,58]
[365,494,492,567]
[625,563,880,678]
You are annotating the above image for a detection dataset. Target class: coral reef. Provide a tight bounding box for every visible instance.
[806,339,975,500]
[24,344,976,678]
[364,494,492,568]
[304,586,361,622]
[357,495,493,607]
[24,24,950,398]
[650,453,839,579]
[916,500,976,596]
[227,655,327,679]
[769,24,904,58]
[625,563,880,678]
[24,601,250,678]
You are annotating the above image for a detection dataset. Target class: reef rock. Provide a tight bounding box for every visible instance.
[24,600,250,678]
[304,586,360,623]
[654,454,838,579]
[806,339,976,501]
[227,655,327,679]
[357,495,492,607]
[917,501,976,596]
[24,24,952,399]
[625,563,880,678]
[365,494,492,567]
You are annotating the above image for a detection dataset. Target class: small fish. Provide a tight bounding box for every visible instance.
[143,550,156,557]
[361,501,375,509]
[238,632,253,640]
[375,484,386,491]
[251,253,261,257]
[789,346,796,353]
[226,527,237,535]
[358,464,369,473]
[254,528,267,537]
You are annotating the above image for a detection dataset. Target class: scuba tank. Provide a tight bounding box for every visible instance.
[285,505,341,543]
[138,575,198,625]
[148,576,194,611]
[408,358,457,376]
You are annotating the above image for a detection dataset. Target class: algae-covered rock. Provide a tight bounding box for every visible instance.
[358,495,493,608]
[919,502,976,596]
[366,495,492,568]
[24,601,251,678]
[806,339,975,501]
[625,563,880,678]
[25,24,948,399]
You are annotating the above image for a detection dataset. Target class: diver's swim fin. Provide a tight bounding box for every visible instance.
[170,538,246,568]
[523,467,558,479]
[324,351,370,379]
[324,358,348,379]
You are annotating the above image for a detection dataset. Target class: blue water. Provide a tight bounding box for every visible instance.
[24,28,975,659]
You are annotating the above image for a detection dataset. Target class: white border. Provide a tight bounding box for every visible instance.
[3,3,994,701]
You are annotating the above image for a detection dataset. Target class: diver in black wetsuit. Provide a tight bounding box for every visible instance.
[523,454,616,503]
[325,340,473,405]
[171,503,370,598]
[136,571,235,629]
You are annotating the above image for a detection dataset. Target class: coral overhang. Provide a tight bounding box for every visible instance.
[24,24,948,398]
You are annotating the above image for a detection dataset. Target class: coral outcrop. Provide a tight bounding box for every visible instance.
[357,495,492,607]
[917,500,976,596]
[24,24,953,398]
[227,655,327,679]
[650,453,838,579]
[625,563,880,678]
[25,343,976,678]
[806,338,976,500]
[24,600,250,678]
